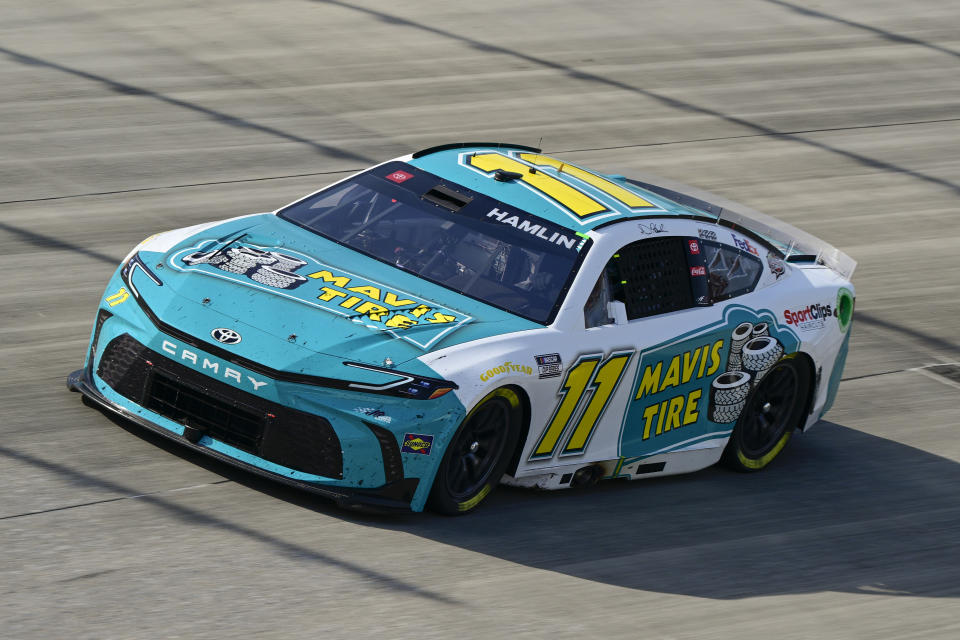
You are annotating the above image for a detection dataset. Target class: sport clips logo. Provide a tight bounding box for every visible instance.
[783,302,834,331]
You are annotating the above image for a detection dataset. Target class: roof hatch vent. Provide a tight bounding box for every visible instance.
[421,184,473,212]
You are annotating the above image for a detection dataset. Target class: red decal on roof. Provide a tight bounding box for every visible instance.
[386,170,414,184]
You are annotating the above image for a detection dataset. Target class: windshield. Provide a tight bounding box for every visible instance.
[278,162,588,324]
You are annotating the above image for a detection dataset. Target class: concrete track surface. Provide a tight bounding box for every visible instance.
[2,1,959,637]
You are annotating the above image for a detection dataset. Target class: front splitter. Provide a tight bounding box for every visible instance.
[67,369,417,512]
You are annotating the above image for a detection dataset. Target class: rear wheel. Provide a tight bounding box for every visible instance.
[428,388,521,515]
[722,357,810,471]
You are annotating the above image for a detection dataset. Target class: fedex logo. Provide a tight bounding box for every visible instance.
[731,234,760,256]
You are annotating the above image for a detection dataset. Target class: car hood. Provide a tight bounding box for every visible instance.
[134,213,538,368]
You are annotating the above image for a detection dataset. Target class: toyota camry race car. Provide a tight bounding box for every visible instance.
[69,142,856,514]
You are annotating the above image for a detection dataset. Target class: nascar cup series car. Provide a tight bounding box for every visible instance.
[69,142,856,514]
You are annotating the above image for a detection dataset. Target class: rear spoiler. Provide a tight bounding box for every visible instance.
[622,173,856,280]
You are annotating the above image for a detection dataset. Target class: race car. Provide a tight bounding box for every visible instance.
[68,142,856,514]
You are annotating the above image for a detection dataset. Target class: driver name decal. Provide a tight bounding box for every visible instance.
[485,207,578,249]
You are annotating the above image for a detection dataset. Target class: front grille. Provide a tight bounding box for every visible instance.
[97,334,343,478]
[147,370,263,453]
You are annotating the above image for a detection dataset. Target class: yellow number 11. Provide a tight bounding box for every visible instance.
[467,152,655,220]
[531,351,633,459]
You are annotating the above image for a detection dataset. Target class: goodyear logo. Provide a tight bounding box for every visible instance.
[401,433,434,455]
[170,241,471,349]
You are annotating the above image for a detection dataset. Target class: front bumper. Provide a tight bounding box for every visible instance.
[68,366,419,511]
[74,259,468,513]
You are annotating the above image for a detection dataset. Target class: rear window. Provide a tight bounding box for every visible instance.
[278,162,588,324]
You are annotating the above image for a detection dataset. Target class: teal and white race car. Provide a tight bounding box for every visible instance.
[69,142,856,514]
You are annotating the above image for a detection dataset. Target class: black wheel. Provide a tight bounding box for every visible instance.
[722,357,810,471]
[428,388,521,515]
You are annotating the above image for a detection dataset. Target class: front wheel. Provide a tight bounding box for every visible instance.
[721,357,810,471]
[428,388,521,515]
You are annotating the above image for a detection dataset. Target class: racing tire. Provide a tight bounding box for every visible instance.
[721,357,810,472]
[428,388,522,516]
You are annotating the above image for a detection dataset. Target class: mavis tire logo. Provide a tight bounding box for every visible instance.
[171,241,472,349]
[698,228,718,241]
[401,433,434,455]
[783,302,834,331]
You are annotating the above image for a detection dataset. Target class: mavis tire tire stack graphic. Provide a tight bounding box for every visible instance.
[183,245,308,290]
[249,252,308,288]
[710,370,752,423]
[726,322,753,371]
[227,248,273,273]
[709,322,784,423]
[741,336,784,385]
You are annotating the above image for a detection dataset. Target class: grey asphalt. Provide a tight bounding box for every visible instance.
[2,1,959,638]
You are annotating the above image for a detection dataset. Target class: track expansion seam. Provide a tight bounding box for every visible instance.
[1,117,957,207]
[0,479,232,521]
[841,363,960,385]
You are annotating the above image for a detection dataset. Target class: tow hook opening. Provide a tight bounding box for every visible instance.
[182,423,204,444]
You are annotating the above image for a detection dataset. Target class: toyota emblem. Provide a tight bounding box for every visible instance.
[211,327,242,345]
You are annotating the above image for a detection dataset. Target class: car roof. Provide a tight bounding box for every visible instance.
[405,143,708,233]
